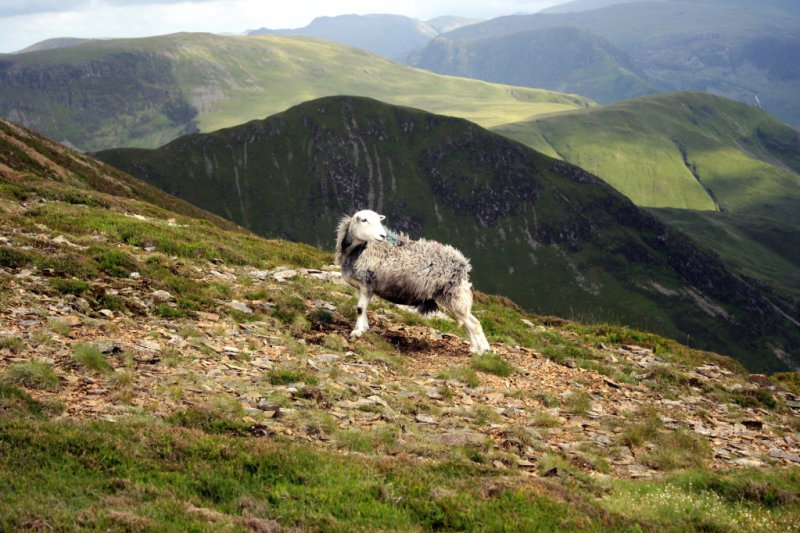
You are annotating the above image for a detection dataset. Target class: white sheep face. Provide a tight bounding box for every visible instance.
[350,210,387,244]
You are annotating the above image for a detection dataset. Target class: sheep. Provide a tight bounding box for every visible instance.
[335,209,490,354]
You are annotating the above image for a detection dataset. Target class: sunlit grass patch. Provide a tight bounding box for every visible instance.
[0,383,63,417]
[72,343,113,374]
[0,335,24,353]
[266,368,319,386]
[0,413,614,531]
[531,412,562,428]
[335,425,401,454]
[620,406,663,447]
[605,469,800,532]
[470,353,515,377]
[49,278,91,295]
[47,319,72,337]
[563,390,592,416]
[437,365,480,388]
[642,429,712,471]
[0,247,35,269]
[1,361,60,391]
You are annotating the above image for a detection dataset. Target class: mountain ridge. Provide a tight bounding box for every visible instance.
[248,13,481,60]
[412,1,800,128]
[0,32,591,152]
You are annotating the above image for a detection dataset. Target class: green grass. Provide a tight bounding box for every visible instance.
[620,408,663,447]
[641,429,712,471]
[564,390,592,416]
[1,361,60,392]
[0,335,24,353]
[49,278,91,295]
[437,365,481,388]
[495,92,800,224]
[72,343,114,374]
[266,368,319,386]
[470,354,515,377]
[0,416,637,532]
[604,469,800,532]
[0,383,63,417]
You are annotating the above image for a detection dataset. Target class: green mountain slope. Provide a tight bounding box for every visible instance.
[0,119,240,232]
[415,1,800,128]
[0,32,592,152]
[494,92,800,223]
[646,208,800,298]
[97,96,800,372]
[410,26,655,104]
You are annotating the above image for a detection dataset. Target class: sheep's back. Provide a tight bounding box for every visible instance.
[347,237,470,305]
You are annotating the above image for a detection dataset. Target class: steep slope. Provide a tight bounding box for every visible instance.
[410,26,655,104]
[647,208,800,298]
[2,114,799,530]
[494,92,800,222]
[0,119,240,232]
[494,92,800,301]
[0,32,590,152]
[413,1,800,128]
[97,96,800,372]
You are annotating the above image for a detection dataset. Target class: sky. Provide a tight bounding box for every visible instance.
[0,0,567,53]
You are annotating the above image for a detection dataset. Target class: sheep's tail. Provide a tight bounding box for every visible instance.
[334,215,352,266]
[416,299,439,315]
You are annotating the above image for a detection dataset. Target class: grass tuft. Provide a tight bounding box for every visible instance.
[564,390,592,416]
[0,335,25,353]
[72,343,113,373]
[438,365,481,388]
[470,353,515,377]
[266,368,319,386]
[2,361,60,391]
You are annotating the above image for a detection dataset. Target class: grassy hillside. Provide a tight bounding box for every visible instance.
[495,92,800,222]
[2,113,800,530]
[494,92,800,305]
[0,32,592,151]
[647,208,800,298]
[409,26,656,104]
[418,1,800,129]
[97,97,800,372]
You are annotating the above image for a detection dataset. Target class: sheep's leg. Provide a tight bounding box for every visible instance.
[351,286,372,338]
[448,284,491,354]
[466,314,491,354]
[451,308,490,354]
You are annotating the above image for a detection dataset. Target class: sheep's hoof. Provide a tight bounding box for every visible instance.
[350,328,367,338]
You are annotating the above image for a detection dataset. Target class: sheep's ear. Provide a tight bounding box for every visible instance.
[379,215,386,221]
